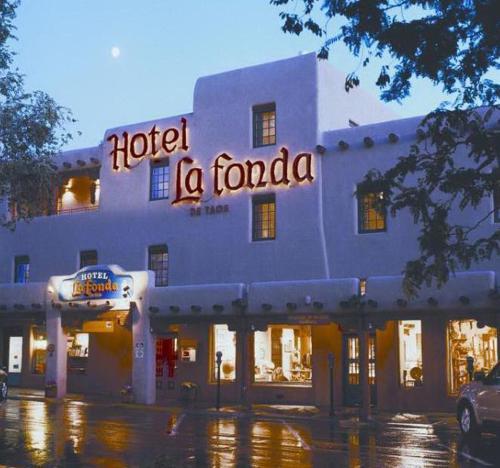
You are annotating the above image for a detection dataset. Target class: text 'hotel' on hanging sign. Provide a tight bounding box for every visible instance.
[107,118,314,205]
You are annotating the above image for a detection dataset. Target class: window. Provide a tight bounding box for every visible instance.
[253,103,276,147]
[150,159,170,200]
[31,327,47,375]
[348,119,359,128]
[252,194,276,241]
[359,278,367,297]
[399,320,423,387]
[254,325,312,385]
[80,250,98,268]
[67,332,89,374]
[494,183,500,223]
[148,245,168,287]
[357,187,386,233]
[212,324,236,381]
[447,320,497,395]
[14,255,30,283]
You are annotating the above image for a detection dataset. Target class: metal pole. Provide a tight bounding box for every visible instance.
[216,351,222,410]
[328,352,335,417]
[359,330,371,422]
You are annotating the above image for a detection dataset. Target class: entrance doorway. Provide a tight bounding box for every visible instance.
[155,337,177,400]
[342,333,376,406]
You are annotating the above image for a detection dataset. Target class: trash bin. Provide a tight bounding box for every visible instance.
[180,381,198,403]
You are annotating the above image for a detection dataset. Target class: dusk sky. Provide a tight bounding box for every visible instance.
[15,0,454,150]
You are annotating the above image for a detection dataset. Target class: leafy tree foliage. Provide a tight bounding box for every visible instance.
[272,0,499,295]
[0,0,74,228]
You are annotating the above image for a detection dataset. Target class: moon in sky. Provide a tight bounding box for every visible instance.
[111,47,121,59]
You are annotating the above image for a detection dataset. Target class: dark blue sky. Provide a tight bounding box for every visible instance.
[15,1,451,150]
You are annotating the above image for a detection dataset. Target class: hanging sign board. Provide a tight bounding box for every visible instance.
[82,320,114,333]
[58,265,134,302]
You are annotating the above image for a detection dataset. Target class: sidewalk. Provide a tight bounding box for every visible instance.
[7,387,457,427]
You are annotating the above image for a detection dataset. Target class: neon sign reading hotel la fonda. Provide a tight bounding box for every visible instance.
[107,118,314,204]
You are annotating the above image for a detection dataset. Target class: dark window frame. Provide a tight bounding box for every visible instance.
[14,255,30,284]
[252,193,276,242]
[150,159,170,201]
[357,187,387,234]
[253,103,276,148]
[494,183,500,223]
[80,250,98,269]
[148,244,169,287]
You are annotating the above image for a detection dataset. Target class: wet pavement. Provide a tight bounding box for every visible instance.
[0,396,498,467]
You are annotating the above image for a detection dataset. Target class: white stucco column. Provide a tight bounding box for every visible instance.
[45,307,67,399]
[131,271,155,404]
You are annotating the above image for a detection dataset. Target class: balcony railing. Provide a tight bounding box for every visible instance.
[56,204,99,215]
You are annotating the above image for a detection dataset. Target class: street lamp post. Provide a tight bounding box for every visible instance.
[216,351,222,410]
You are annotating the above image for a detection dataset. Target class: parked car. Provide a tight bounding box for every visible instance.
[457,361,500,437]
[0,367,7,402]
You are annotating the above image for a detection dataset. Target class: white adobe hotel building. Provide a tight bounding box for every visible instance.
[0,54,498,412]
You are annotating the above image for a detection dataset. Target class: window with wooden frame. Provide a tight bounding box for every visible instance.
[148,244,168,287]
[253,103,276,147]
[252,194,276,241]
[357,186,386,233]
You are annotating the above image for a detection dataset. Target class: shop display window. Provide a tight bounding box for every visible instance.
[254,325,312,385]
[399,320,423,387]
[212,325,236,381]
[31,329,47,375]
[176,339,196,364]
[67,333,89,374]
[447,320,497,395]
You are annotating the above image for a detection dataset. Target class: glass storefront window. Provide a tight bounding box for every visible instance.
[32,328,47,375]
[399,320,423,387]
[447,320,497,395]
[213,325,236,381]
[254,325,312,385]
[67,333,89,374]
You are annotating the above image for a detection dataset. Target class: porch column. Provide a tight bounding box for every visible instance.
[359,329,371,421]
[131,299,156,404]
[236,324,250,408]
[45,307,67,399]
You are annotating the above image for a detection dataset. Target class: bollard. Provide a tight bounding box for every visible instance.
[328,352,335,417]
[466,356,474,382]
[216,351,222,410]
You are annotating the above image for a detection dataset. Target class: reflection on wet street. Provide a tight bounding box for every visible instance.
[0,398,498,467]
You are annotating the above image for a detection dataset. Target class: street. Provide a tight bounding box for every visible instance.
[0,397,498,467]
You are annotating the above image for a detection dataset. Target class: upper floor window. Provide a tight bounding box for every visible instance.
[253,103,276,147]
[14,255,30,283]
[148,244,168,287]
[252,194,276,241]
[357,187,386,233]
[150,159,170,201]
[494,182,500,223]
[80,250,98,268]
[57,168,100,215]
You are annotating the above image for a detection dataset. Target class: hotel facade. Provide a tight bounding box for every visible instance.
[0,54,498,412]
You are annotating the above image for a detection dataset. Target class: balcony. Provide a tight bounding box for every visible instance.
[56,173,100,215]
